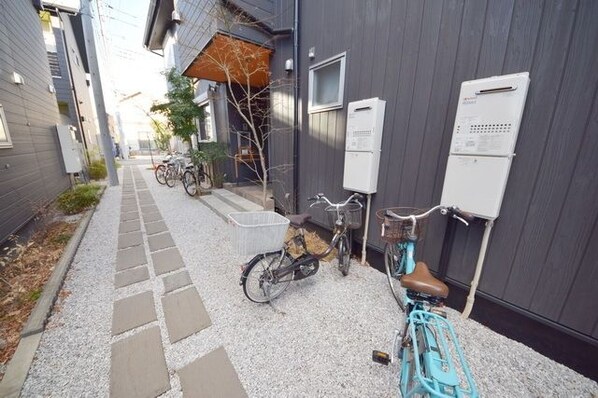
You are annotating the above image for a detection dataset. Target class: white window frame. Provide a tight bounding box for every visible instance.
[308,52,346,113]
[0,104,13,149]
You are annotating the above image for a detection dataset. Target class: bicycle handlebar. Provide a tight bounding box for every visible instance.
[386,205,475,226]
[308,192,363,209]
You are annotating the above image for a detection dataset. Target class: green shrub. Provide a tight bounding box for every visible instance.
[57,184,102,214]
[89,160,107,180]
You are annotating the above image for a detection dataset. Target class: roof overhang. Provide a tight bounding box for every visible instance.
[183,33,271,87]
[143,0,174,51]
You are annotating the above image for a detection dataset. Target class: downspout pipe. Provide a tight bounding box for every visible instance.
[292,0,300,213]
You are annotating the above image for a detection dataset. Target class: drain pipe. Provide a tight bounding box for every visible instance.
[292,0,300,213]
[361,194,372,265]
[462,219,494,319]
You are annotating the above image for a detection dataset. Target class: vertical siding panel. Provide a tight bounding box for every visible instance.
[475,0,515,77]
[369,0,392,99]
[357,0,378,99]
[501,0,596,309]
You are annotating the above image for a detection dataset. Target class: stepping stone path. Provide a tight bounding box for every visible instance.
[110,166,247,397]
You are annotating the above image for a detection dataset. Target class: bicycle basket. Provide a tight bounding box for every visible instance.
[228,211,290,256]
[325,203,363,230]
[375,207,428,243]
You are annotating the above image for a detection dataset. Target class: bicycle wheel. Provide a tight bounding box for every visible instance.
[242,252,293,303]
[338,235,351,276]
[198,171,212,190]
[154,164,166,185]
[165,167,176,187]
[385,242,406,310]
[183,170,197,196]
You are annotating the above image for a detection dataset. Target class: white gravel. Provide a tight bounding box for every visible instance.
[21,163,598,397]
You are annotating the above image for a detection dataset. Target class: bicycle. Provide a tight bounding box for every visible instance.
[239,192,363,303]
[154,156,171,185]
[164,155,187,188]
[372,205,478,398]
[182,162,212,196]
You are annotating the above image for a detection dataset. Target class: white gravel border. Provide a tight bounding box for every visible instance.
[21,164,598,397]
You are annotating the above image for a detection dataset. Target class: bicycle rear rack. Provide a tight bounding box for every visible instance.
[405,310,478,398]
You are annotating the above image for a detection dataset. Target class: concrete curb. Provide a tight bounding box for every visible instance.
[0,187,105,398]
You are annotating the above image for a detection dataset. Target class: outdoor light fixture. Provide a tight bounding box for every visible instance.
[172,10,181,24]
[284,58,294,73]
[308,47,316,59]
[48,84,56,93]
[12,72,24,85]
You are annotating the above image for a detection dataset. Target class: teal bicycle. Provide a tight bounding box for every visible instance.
[372,205,478,398]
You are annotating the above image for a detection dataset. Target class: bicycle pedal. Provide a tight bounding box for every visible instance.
[372,350,391,366]
[430,307,447,318]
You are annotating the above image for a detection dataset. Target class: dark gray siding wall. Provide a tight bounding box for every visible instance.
[229,0,274,26]
[176,0,218,73]
[52,21,78,128]
[271,0,598,342]
[0,1,70,243]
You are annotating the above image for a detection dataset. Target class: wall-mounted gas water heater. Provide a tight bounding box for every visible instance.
[439,72,531,318]
[343,97,386,194]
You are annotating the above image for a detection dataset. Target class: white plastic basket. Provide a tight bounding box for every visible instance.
[228,211,290,256]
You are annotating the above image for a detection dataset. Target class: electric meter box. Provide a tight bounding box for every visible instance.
[56,124,82,173]
[343,98,386,194]
[441,72,530,219]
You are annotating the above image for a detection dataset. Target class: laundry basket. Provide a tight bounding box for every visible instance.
[228,211,290,256]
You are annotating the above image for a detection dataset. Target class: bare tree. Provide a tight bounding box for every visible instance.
[188,3,293,207]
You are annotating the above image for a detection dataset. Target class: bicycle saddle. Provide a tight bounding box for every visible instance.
[401,262,449,298]
[287,213,311,228]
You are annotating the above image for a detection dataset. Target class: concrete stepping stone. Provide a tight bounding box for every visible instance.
[138,198,155,206]
[162,270,192,294]
[140,205,159,214]
[121,204,137,213]
[148,233,175,252]
[143,212,162,223]
[151,248,184,275]
[119,219,140,234]
[162,287,211,343]
[122,198,137,206]
[110,326,170,398]
[117,231,143,249]
[116,246,147,271]
[178,347,247,398]
[114,266,150,289]
[145,221,168,235]
[112,291,157,335]
[120,212,139,222]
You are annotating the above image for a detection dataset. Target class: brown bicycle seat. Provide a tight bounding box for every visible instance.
[287,213,312,228]
[401,262,449,298]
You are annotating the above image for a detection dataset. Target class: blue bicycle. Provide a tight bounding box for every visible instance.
[372,205,478,398]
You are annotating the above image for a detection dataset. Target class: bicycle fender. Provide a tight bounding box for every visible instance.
[239,251,288,285]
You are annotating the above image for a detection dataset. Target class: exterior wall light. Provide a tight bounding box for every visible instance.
[12,72,24,85]
[285,58,294,73]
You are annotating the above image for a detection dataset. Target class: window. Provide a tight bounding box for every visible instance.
[39,11,61,78]
[0,105,13,149]
[196,102,216,142]
[308,52,346,113]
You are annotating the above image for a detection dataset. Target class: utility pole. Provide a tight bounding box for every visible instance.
[81,0,119,186]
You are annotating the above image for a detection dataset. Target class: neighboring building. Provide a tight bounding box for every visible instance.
[145,0,598,378]
[0,1,71,242]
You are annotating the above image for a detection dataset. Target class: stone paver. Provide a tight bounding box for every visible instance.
[178,347,247,398]
[162,270,192,294]
[119,219,140,234]
[114,266,150,289]
[116,245,147,271]
[148,232,175,252]
[121,204,137,213]
[110,326,170,398]
[120,212,139,222]
[112,291,157,335]
[140,204,159,214]
[162,287,211,343]
[122,198,137,206]
[117,231,143,249]
[143,212,162,223]
[145,221,168,235]
[138,198,155,206]
[151,247,184,275]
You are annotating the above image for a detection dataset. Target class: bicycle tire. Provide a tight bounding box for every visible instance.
[242,252,293,303]
[155,164,166,185]
[198,171,212,190]
[385,242,406,310]
[165,167,176,188]
[183,170,197,196]
[338,235,351,276]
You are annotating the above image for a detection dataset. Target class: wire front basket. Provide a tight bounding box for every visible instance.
[375,207,429,243]
[325,203,363,230]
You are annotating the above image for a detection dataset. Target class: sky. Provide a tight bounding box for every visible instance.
[93,0,167,106]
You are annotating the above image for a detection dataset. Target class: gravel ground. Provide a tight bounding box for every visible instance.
[21,164,598,397]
